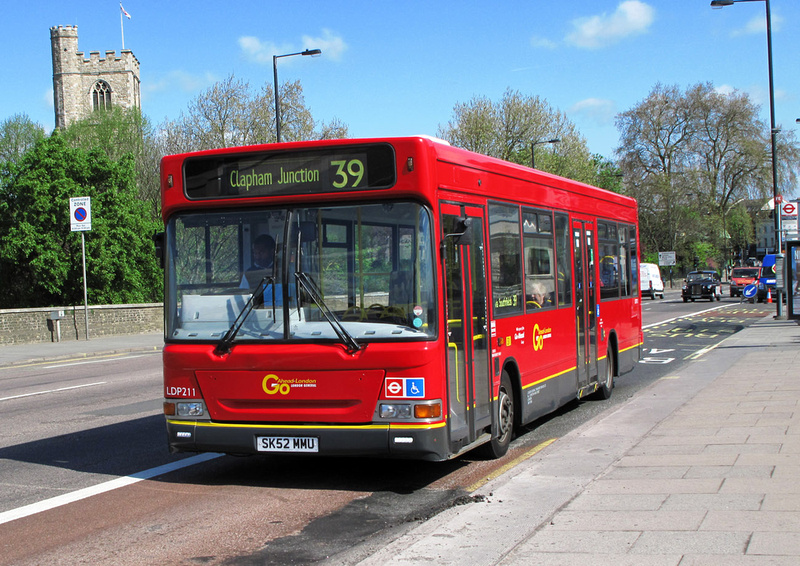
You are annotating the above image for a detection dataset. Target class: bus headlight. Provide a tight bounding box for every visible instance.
[380,404,412,418]
[380,402,442,420]
[176,402,204,417]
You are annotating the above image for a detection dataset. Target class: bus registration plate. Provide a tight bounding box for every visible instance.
[257,436,319,453]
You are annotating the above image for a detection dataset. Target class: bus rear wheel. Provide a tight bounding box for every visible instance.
[479,371,514,459]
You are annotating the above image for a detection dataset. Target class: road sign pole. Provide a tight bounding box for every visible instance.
[81,231,89,340]
[70,196,92,339]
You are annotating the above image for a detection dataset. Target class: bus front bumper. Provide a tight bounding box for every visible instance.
[166,419,449,461]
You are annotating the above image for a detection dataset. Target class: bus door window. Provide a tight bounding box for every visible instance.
[441,206,490,452]
[572,220,598,387]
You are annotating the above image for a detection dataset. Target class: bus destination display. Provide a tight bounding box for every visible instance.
[184,145,396,199]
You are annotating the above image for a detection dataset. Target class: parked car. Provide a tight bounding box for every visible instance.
[729,266,760,297]
[682,271,722,302]
[639,263,665,299]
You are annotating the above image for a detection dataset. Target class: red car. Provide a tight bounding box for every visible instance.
[729,266,760,297]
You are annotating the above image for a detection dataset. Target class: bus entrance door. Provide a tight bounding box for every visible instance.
[572,219,598,391]
[441,205,491,455]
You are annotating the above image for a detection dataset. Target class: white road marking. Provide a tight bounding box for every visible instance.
[0,382,106,402]
[0,453,222,525]
[642,303,734,329]
[44,354,151,369]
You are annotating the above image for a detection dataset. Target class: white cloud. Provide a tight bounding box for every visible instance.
[302,29,347,61]
[238,37,291,65]
[531,35,558,50]
[570,98,616,125]
[239,30,346,64]
[714,83,791,113]
[143,70,218,96]
[714,84,737,97]
[732,13,784,37]
[566,1,655,50]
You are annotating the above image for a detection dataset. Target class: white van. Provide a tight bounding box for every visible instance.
[640,263,664,299]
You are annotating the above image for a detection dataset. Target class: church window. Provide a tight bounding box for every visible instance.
[92,81,112,111]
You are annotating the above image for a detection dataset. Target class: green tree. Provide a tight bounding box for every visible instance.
[616,82,800,266]
[158,74,349,155]
[0,134,161,308]
[437,88,598,184]
[0,113,45,170]
[61,106,161,221]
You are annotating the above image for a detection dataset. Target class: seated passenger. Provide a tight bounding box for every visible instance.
[528,281,553,309]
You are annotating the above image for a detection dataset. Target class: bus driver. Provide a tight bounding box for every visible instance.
[241,234,275,290]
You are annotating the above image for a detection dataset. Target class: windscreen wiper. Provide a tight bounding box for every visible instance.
[214,276,272,356]
[295,272,362,354]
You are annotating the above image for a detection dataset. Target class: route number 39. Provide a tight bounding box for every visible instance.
[331,159,365,188]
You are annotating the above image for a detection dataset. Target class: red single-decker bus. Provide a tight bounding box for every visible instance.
[159,136,642,461]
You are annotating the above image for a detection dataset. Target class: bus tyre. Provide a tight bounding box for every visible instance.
[596,350,614,400]
[479,372,514,459]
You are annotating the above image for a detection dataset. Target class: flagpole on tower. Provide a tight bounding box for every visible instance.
[120,3,131,49]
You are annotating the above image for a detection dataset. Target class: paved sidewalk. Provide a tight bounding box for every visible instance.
[347,316,800,565]
[0,332,163,367]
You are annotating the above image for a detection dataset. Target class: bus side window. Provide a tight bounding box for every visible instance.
[555,213,572,306]
[522,208,556,311]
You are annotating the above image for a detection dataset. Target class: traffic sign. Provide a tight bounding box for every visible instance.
[743,284,757,299]
[782,202,797,216]
[70,197,92,231]
[658,251,676,266]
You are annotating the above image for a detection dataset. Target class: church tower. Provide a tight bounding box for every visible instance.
[50,26,141,129]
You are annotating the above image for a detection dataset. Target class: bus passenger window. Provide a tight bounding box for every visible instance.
[489,203,523,316]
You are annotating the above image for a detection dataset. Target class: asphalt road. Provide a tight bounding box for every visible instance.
[0,292,774,565]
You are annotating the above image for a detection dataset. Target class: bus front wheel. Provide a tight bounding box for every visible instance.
[595,349,615,400]
[479,371,514,459]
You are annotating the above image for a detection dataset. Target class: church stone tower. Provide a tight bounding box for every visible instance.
[50,26,141,129]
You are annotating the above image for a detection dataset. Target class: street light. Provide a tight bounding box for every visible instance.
[711,0,783,315]
[273,48,322,143]
[531,138,560,169]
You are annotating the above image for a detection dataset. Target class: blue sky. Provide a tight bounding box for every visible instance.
[2,1,798,159]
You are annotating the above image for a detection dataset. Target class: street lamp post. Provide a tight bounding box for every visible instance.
[273,48,322,143]
[531,138,560,169]
[711,0,782,315]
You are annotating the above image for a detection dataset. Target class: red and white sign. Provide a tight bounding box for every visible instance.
[386,379,403,397]
[782,200,799,236]
[384,377,425,398]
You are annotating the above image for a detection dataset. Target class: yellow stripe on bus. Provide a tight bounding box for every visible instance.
[620,341,643,353]
[175,420,390,431]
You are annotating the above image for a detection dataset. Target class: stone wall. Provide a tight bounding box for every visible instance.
[0,304,163,346]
